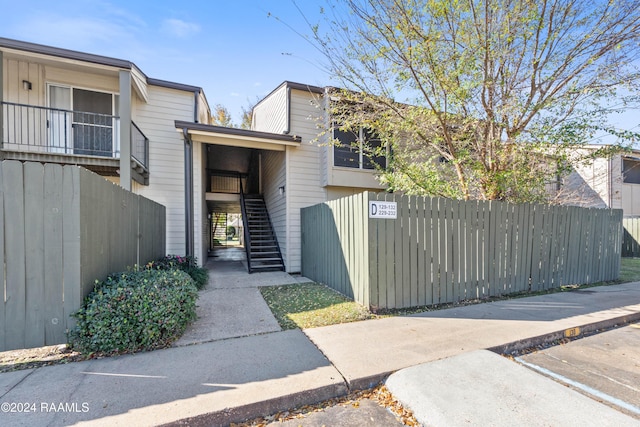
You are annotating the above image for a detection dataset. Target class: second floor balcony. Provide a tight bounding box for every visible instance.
[1,101,149,185]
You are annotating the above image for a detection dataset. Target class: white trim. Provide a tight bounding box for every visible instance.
[180,129,297,151]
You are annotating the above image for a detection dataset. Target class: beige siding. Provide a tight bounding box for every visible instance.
[134,85,194,256]
[610,155,623,210]
[193,141,209,265]
[252,84,288,133]
[327,186,381,201]
[560,152,622,210]
[622,184,640,215]
[3,58,45,106]
[2,59,120,108]
[318,96,331,187]
[197,91,210,124]
[45,66,119,94]
[262,150,287,268]
[284,90,328,272]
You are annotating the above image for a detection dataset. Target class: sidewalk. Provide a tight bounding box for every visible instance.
[1,252,639,426]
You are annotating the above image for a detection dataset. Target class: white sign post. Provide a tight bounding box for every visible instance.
[369,201,397,219]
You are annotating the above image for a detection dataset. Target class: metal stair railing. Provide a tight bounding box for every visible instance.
[239,175,252,273]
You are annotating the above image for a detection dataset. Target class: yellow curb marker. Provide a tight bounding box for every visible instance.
[564,327,581,338]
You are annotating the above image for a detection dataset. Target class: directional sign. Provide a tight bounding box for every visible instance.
[369,201,397,219]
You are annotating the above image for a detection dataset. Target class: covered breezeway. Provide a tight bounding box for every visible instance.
[175,121,300,273]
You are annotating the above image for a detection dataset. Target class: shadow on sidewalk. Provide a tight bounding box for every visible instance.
[407,282,640,322]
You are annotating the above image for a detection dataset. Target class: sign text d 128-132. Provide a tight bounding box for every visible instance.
[369,201,397,219]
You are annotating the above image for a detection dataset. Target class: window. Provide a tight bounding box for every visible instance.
[623,158,640,184]
[333,126,386,169]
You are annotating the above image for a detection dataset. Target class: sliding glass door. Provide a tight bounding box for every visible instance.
[48,85,118,157]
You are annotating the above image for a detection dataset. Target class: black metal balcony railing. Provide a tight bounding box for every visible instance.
[1,101,149,170]
[131,121,149,168]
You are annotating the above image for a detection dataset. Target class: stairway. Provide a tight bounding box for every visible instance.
[242,195,285,273]
[211,212,228,246]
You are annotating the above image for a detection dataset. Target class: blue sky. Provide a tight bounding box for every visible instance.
[1,0,332,123]
[1,0,637,141]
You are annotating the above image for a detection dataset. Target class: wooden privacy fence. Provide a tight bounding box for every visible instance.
[0,160,166,351]
[301,192,623,310]
[622,216,640,257]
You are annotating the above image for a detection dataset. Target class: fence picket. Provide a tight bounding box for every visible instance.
[480,200,491,298]
[43,164,66,344]
[24,162,45,348]
[416,196,426,306]
[3,161,27,350]
[424,197,434,305]
[410,196,419,306]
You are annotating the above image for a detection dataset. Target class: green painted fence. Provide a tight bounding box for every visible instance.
[0,160,166,351]
[301,192,623,310]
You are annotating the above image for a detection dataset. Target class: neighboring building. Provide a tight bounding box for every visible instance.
[557,146,640,216]
[1,39,386,273]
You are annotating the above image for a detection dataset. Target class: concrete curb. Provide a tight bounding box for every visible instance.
[165,312,640,426]
[162,382,349,427]
[327,310,640,393]
[180,311,640,426]
[488,310,640,355]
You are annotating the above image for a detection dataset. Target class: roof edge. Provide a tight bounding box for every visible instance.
[148,78,202,93]
[284,81,325,94]
[175,121,302,142]
[0,37,132,69]
[0,37,205,95]
[253,80,326,114]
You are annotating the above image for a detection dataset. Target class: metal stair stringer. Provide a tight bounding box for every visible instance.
[242,194,285,273]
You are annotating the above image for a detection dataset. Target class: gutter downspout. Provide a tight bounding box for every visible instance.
[609,156,613,208]
[283,86,291,135]
[183,128,194,258]
[193,91,199,123]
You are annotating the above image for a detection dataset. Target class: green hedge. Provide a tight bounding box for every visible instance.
[148,255,209,290]
[69,269,198,354]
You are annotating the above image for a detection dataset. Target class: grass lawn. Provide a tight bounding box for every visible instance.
[262,258,640,331]
[259,283,375,330]
[619,257,640,283]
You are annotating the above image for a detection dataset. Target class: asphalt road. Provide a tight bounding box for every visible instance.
[517,323,640,420]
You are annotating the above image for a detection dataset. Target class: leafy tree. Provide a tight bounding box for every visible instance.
[211,104,235,127]
[240,101,254,130]
[311,0,640,202]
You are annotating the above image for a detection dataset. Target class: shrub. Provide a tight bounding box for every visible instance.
[68,269,198,354]
[148,254,209,290]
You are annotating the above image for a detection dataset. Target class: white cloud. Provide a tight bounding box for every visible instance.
[162,19,200,38]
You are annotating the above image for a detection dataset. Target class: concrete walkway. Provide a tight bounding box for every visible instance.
[174,248,311,346]
[0,250,639,426]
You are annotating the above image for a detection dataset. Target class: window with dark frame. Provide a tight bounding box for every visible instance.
[333,128,360,168]
[333,126,386,170]
[623,158,640,184]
